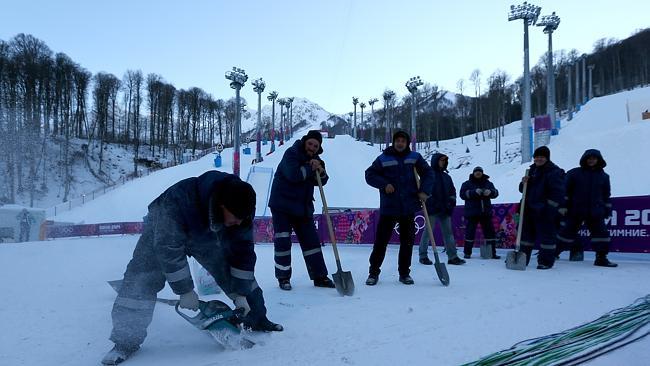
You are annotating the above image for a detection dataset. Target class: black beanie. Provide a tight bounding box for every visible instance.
[213,179,256,220]
[301,130,324,154]
[473,166,484,173]
[534,146,550,160]
[392,130,411,144]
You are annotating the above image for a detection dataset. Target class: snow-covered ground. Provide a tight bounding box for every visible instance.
[1,237,649,366]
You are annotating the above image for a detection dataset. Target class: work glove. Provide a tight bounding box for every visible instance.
[475,188,483,196]
[483,189,491,196]
[417,192,429,201]
[234,296,251,316]
[179,290,199,311]
[558,207,568,216]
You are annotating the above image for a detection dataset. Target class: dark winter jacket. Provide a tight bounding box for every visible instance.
[518,160,565,215]
[148,170,258,298]
[564,149,612,218]
[365,146,434,216]
[460,174,499,217]
[426,153,457,216]
[268,139,329,217]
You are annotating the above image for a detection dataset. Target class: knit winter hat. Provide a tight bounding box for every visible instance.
[301,130,323,145]
[392,130,411,144]
[534,146,550,160]
[214,179,256,220]
[473,166,484,173]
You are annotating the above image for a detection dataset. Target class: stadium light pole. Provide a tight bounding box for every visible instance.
[352,97,359,139]
[575,59,580,107]
[588,64,595,100]
[225,66,248,177]
[581,54,587,104]
[368,98,378,146]
[359,102,366,142]
[383,90,395,148]
[348,112,353,135]
[509,1,541,163]
[567,65,573,121]
[286,97,294,139]
[405,76,423,151]
[252,78,265,163]
[537,12,560,130]
[267,91,278,153]
[278,98,286,144]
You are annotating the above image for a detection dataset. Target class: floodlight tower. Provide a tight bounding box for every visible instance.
[286,97,294,139]
[581,54,587,104]
[352,97,359,139]
[405,76,423,151]
[348,112,353,135]
[252,78,265,163]
[278,98,286,144]
[267,91,278,153]
[588,64,595,100]
[225,66,248,176]
[383,90,395,148]
[537,12,560,131]
[359,102,366,141]
[368,98,378,146]
[508,1,541,163]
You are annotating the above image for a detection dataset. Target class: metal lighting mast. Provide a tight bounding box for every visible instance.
[352,97,359,139]
[267,91,278,153]
[359,102,366,141]
[509,1,541,163]
[225,66,248,177]
[405,76,423,151]
[368,98,378,146]
[278,98,286,144]
[286,97,294,139]
[537,12,560,131]
[252,78,265,163]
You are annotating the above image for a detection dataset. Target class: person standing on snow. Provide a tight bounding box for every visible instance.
[268,130,336,291]
[419,153,466,266]
[556,149,617,267]
[365,130,434,285]
[518,145,565,270]
[460,166,501,259]
[103,171,282,365]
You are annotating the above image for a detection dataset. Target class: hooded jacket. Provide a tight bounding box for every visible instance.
[426,153,457,216]
[365,146,434,216]
[268,139,329,217]
[460,173,499,217]
[518,160,565,214]
[565,149,612,218]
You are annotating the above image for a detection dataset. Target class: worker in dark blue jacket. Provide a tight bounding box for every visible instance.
[518,146,565,269]
[268,130,335,291]
[556,149,617,267]
[460,166,500,259]
[365,131,434,285]
[103,171,282,365]
[419,153,466,265]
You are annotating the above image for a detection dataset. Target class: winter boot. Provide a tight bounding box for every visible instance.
[247,317,284,332]
[399,275,414,285]
[419,257,433,265]
[365,274,378,286]
[313,276,335,288]
[536,263,553,270]
[278,278,292,291]
[447,257,466,265]
[101,345,139,365]
[569,250,584,262]
[463,253,472,259]
[594,253,618,267]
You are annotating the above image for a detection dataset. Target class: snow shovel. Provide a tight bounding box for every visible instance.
[480,242,492,259]
[414,169,450,286]
[506,169,529,271]
[108,279,255,349]
[315,172,355,296]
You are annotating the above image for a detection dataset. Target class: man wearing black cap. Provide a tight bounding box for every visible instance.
[460,166,500,259]
[268,130,335,291]
[556,149,617,267]
[519,145,566,269]
[103,171,282,365]
[365,130,434,285]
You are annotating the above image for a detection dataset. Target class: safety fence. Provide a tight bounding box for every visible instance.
[43,195,650,253]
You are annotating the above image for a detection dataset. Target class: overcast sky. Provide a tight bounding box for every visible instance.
[1,0,647,113]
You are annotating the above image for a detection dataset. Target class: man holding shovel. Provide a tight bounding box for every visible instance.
[365,131,434,285]
[460,166,501,259]
[268,130,336,291]
[103,171,282,365]
[518,146,565,270]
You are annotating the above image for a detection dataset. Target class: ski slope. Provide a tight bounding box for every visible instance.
[0,237,649,366]
[53,86,650,224]
[245,166,274,217]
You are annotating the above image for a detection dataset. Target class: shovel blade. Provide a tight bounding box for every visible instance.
[332,270,355,296]
[434,262,450,286]
[505,250,527,270]
[480,244,492,259]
